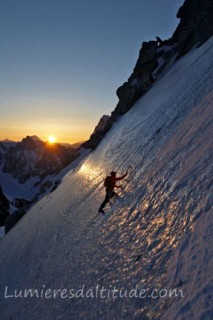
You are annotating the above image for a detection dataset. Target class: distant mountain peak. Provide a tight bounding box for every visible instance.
[20,135,44,149]
[30,135,43,142]
[2,138,16,143]
[21,136,37,149]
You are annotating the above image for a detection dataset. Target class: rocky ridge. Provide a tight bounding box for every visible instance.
[83,0,213,149]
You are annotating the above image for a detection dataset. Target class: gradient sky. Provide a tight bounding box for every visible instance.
[0,0,184,143]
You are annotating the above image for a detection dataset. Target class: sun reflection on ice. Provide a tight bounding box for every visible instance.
[79,162,103,183]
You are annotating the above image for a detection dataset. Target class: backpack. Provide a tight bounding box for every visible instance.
[104,176,113,188]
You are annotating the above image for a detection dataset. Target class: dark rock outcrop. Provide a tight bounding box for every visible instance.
[82,115,111,149]
[0,142,7,153]
[5,209,26,233]
[0,142,7,165]
[0,186,10,226]
[12,198,31,210]
[172,0,213,57]
[110,40,173,121]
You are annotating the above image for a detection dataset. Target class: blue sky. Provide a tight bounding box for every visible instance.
[0,0,184,142]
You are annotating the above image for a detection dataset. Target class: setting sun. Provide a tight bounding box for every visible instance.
[48,135,56,144]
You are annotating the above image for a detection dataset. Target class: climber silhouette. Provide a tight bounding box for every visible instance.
[98,169,129,214]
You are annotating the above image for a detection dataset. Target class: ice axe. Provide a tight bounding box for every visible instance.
[119,165,133,189]
[123,165,133,182]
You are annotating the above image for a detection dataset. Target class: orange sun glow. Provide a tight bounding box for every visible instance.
[48,136,56,144]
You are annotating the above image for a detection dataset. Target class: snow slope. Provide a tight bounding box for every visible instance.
[0,38,212,320]
[0,167,40,200]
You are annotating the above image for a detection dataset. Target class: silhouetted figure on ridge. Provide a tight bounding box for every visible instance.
[156,36,164,46]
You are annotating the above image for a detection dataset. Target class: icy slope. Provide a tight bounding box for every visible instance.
[162,210,212,320]
[0,38,212,320]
